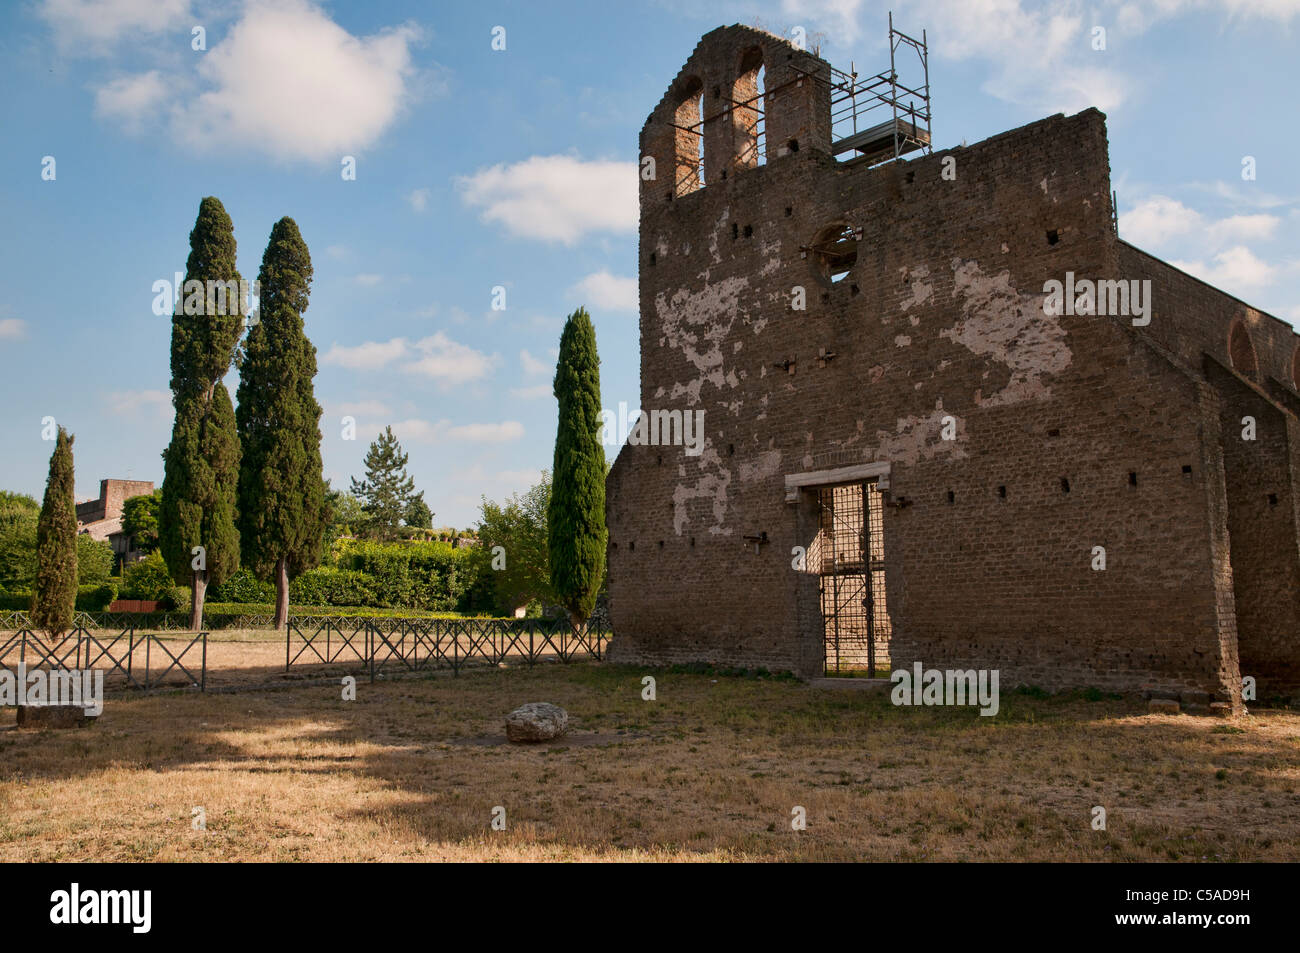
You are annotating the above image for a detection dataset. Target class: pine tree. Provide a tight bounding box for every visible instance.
[236,217,326,627]
[404,496,433,530]
[547,308,607,629]
[32,428,78,637]
[350,426,417,540]
[160,197,244,630]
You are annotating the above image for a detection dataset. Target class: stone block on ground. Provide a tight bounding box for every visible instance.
[505,702,568,742]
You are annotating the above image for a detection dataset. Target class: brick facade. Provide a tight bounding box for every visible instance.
[76,478,155,542]
[605,26,1300,707]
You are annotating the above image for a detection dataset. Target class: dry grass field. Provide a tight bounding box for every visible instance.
[2,634,1298,862]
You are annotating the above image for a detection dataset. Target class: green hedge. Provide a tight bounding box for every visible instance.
[76,582,118,611]
[203,602,506,620]
[209,568,275,604]
[203,540,495,613]
[0,582,118,612]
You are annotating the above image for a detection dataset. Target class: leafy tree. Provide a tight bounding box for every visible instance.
[404,496,433,530]
[547,308,607,629]
[32,428,78,636]
[0,492,39,592]
[122,551,176,601]
[0,491,39,523]
[76,535,113,586]
[121,489,162,554]
[160,197,245,629]
[323,483,366,549]
[236,217,327,626]
[477,472,554,614]
[350,426,419,540]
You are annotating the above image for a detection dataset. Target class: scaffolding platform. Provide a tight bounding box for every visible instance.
[833,116,931,166]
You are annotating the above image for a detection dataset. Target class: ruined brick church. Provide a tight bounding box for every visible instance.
[604,25,1300,709]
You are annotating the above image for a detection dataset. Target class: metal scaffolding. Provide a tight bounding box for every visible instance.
[828,12,932,167]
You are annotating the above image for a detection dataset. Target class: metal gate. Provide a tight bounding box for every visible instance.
[815,481,891,675]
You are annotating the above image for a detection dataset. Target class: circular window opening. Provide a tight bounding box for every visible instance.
[811,223,858,284]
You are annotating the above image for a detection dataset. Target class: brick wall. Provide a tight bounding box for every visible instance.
[605,25,1297,707]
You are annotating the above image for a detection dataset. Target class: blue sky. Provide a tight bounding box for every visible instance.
[1,0,1297,528]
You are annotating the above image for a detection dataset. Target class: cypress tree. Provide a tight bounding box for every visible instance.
[236,217,326,627]
[160,197,245,629]
[547,308,607,629]
[32,428,78,637]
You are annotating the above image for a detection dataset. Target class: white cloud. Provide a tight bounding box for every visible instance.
[386,418,524,444]
[93,71,169,130]
[519,349,549,376]
[325,244,350,259]
[39,0,190,52]
[1122,195,1287,295]
[1209,214,1280,243]
[107,389,171,416]
[170,0,421,163]
[570,270,638,312]
[1118,195,1204,246]
[457,155,637,244]
[353,273,384,286]
[320,337,409,370]
[406,187,431,211]
[1115,0,1300,32]
[403,332,498,386]
[322,333,496,385]
[1120,195,1279,248]
[0,319,26,339]
[1170,246,1279,294]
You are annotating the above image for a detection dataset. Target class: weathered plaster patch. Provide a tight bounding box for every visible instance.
[739,449,782,484]
[706,208,728,265]
[759,238,783,276]
[872,406,968,465]
[899,264,933,311]
[672,446,732,535]
[942,258,1071,406]
[894,334,911,347]
[656,274,749,406]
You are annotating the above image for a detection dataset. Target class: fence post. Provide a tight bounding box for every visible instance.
[285,617,291,673]
[145,633,151,690]
[453,622,459,677]
[201,632,207,692]
[369,623,375,684]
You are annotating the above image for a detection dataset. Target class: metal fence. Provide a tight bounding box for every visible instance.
[286,615,611,681]
[0,624,208,691]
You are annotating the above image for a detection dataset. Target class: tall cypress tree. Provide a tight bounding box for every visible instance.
[160,197,244,629]
[547,308,607,629]
[236,217,326,627]
[32,428,78,637]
